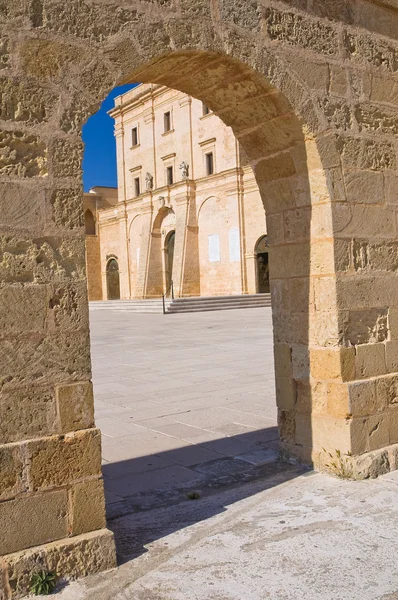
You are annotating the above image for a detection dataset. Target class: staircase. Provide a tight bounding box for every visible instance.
[90,294,271,314]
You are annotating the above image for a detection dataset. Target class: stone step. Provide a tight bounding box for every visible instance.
[89,294,271,314]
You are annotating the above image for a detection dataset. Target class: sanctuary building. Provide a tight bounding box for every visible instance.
[84,84,269,301]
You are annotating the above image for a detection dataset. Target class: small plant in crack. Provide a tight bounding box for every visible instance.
[323,448,353,479]
[186,490,201,500]
[30,571,57,596]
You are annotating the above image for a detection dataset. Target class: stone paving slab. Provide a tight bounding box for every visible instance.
[89,308,278,512]
[51,469,398,600]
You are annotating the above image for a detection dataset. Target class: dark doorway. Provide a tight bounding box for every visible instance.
[255,236,270,294]
[165,231,175,292]
[106,258,121,300]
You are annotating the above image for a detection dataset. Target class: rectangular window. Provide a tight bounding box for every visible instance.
[166,166,174,186]
[205,152,214,175]
[208,234,220,263]
[202,104,210,116]
[131,127,138,147]
[164,111,171,133]
[134,177,140,197]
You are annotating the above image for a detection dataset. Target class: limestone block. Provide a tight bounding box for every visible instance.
[0,490,68,555]
[264,8,339,56]
[0,443,25,501]
[0,36,9,70]
[309,309,340,347]
[41,1,139,41]
[329,65,348,97]
[0,386,57,444]
[294,413,312,447]
[278,409,295,442]
[0,76,57,123]
[0,130,47,178]
[27,429,102,491]
[0,329,91,391]
[56,381,95,433]
[355,103,398,135]
[284,55,329,92]
[355,342,386,379]
[283,207,311,243]
[336,135,396,171]
[275,377,296,410]
[348,447,390,479]
[342,308,389,346]
[60,94,92,135]
[385,341,398,373]
[18,38,87,81]
[269,244,309,279]
[376,374,398,408]
[343,169,384,204]
[69,479,106,536]
[295,380,327,415]
[273,343,292,379]
[291,344,310,379]
[272,310,309,345]
[337,274,398,311]
[310,347,355,382]
[310,240,336,275]
[385,173,398,205]
[366,413,390,452]
[336,204,396,240]
[310,0,354,23]
[50,139,83,179]
[321,97,352,131]
[0,284,47,339]
[179,0,212,19]
[334,239,351,272]
[0,236,86,285]
[348,379,378,417]
[0,181,48,234]
[326,383,349,418]
[344,31,398,72]
[388,408,398,445]
[4,529,116,600]
[311,415,351,453]
[370,75,398,105]
[50,188,84,231]
[254,152,296,185]
[221,0,260,29]
[46,281,89,334]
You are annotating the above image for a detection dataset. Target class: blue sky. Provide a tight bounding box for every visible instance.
[82,84,138,191]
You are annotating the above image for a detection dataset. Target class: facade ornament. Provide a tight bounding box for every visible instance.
[145,172,153,191]
[158,196,165,208]
[179,161,189,179]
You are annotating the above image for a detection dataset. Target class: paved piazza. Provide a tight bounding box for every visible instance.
[89,307,278,508]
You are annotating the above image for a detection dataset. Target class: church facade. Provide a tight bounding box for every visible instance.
[84,84,268,300]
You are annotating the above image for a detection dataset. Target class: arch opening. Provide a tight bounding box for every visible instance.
[106,258,121,300]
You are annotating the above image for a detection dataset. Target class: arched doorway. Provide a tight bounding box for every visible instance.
[84,209,96,235]
[255,235,270,294]
[165,230,175,292]
[106,258,121,300]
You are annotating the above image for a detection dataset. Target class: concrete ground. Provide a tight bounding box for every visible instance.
[47,309,398,599]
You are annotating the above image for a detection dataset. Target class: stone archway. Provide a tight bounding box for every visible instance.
[2,1,398,595]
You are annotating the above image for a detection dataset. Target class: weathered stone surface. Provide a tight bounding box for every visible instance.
[264,8,339,56]
[69,479,106,535]
[221,0,260,29]
[4,529,116,600]
[0,36,10,70]
[0,443,25,500]
[18,38,86,80]
[51,139,83,179]
[0,77,57,123]
[0,490,68,555]
[342,308,389,346]
[27,429,101,491]
[0,131,47,177]
[355,102,398,135]
[0,386,57,444]
[51,188,84,230]
[56,381,95,433]
[0,236,86,284]
[344,31,398,72]
[336,135,396,170]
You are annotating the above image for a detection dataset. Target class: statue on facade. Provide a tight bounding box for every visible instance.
[145,172,153,191]
[179,161,189,179]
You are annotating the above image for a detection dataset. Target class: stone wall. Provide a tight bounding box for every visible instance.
[1,0,398,596]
